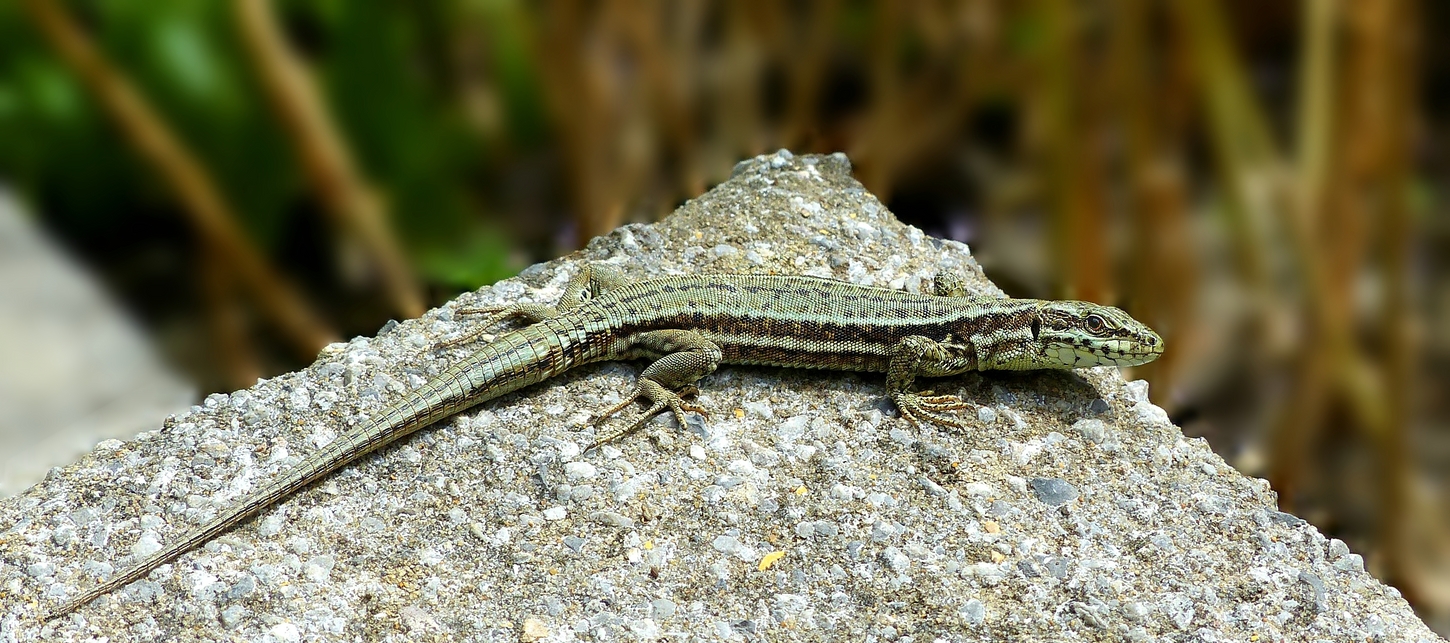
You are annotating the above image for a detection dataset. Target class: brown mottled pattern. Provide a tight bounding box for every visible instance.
[587,275,1038,371]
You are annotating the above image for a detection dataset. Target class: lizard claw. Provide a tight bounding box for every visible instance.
[585,380,709,450]
[893,392,976,431]
[439,303,559,349]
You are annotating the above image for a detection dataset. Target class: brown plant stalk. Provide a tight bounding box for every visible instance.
[234,0,425,320]
[20,0,338,358]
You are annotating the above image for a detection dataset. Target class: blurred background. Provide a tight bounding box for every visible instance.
[0,0,1445,632]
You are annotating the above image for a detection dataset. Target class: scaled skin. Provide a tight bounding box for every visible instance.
[44,267,1164,621]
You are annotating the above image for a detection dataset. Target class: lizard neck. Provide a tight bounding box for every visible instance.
[963,300,1050,371]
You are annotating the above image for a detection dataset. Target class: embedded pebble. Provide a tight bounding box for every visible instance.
[1125,380,1151,403]
[220,605,247,627]
[1030,478,1079,506]
[1335,553,1366,573]
[268,623,302,643]
[131,533,162,558]
[589,512,635,528]
[1121,602,1149,621]
[881,546,910,572]
[711,535,741,554]
[1328,538,1351,560]
[1135,403,1171,427]
[1300,571,1328,612]
[564,461,597,480]
[1073,418,1108,444]
[961,599,986,625]
[227,575,256,600]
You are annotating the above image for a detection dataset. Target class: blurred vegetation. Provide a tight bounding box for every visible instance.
[2,0,1448,632]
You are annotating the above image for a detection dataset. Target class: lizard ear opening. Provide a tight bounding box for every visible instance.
[1030,315,1041,341]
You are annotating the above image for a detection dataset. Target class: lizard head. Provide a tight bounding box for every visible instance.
[1033,301,1163,368]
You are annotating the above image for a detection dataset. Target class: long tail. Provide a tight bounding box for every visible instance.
[45,323,577,620]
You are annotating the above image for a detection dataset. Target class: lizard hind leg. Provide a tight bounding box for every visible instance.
[442,264,626,350]
[441,302,560,349]
[585,329,722,450]
[585,380,708,450]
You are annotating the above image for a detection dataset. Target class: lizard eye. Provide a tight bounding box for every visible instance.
[1085,314,1107,334]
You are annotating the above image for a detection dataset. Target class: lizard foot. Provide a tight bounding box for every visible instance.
[893,391,976,431]
[586,380,709,450]
[439,303,558,349]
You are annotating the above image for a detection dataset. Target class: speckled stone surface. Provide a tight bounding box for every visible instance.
[2,152,1442,642]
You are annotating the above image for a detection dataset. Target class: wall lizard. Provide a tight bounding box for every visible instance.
[44,265,1162,620]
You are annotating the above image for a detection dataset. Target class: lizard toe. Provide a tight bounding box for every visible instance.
[894,393,976,432]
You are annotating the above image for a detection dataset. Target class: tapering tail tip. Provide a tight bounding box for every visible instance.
[41,593,93,623]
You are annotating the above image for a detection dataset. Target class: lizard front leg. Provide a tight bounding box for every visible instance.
[587,329,722,449]
[887,335,979,430]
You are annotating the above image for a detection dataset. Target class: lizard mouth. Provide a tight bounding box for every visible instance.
[1046,338,1163,368]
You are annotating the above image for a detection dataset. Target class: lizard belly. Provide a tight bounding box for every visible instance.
[708,331,893,372]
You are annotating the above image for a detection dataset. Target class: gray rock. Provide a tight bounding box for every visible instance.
[650,598,676,620]
[976,406,998,424]
[1073,418,1109,444]
[1030,477,1079,506]
[3,153,1440,641]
